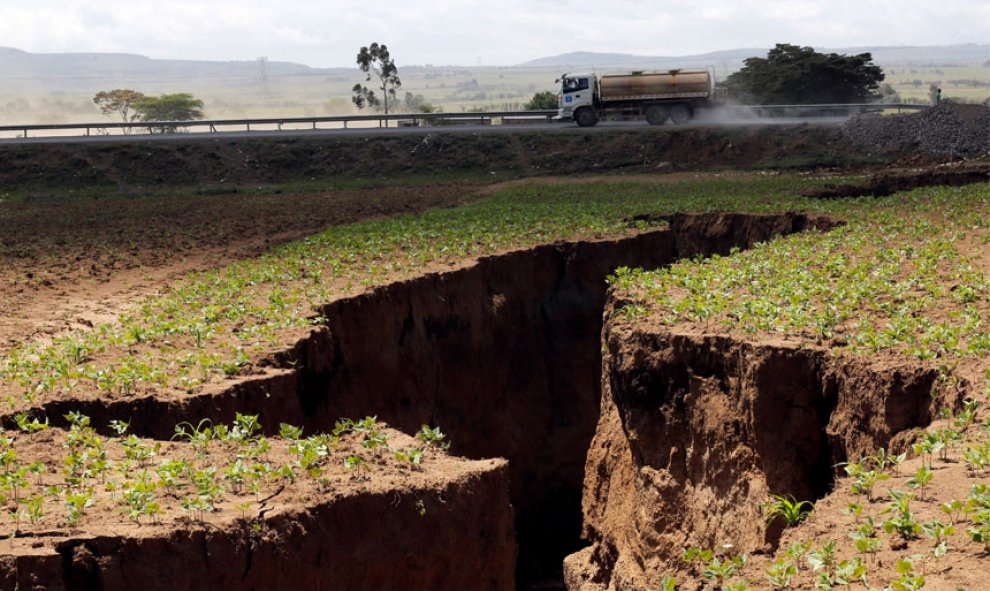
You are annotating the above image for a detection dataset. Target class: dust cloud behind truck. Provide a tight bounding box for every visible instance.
[555,69,715,127]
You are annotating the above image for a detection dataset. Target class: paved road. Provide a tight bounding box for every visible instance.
[0,116,850,145]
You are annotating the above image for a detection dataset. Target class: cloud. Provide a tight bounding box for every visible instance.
[0,0,987,66]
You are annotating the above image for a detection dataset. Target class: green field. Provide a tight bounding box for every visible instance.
[5,175,990,411]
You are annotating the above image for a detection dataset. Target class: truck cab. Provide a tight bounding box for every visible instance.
[555,74,599,126]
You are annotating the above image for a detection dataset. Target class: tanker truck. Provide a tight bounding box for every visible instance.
[554,69,714,127]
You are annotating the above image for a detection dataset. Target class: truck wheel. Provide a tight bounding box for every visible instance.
[645,105,669,125]
[575,108,599,127]
[669,105,692,125]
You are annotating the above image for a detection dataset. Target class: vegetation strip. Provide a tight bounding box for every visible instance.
[0,174,841,412]
[610,183,990,364]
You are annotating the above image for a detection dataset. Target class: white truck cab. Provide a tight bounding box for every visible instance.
[555,74,598,126]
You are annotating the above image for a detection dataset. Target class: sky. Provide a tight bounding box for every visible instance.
[1,0,988,67]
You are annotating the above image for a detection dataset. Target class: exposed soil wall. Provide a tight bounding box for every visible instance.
[1,461,514,591]
[297,213,835,583]
[0,212,836,587]
[564,319,960,591]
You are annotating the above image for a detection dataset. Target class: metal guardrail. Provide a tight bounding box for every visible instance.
[723,103,928,114]
[0,104,929,139]
[0,111,557,138]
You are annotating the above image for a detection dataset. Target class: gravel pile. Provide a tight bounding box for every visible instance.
[844,102,990,158]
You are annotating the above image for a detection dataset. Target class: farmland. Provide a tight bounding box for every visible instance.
[0,110,988,589]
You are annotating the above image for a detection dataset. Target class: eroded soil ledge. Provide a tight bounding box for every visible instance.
[563,312,962,591]
[2,212,835,586]
[2,455,514,591]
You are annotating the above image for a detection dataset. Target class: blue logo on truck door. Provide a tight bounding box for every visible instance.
[565,96,573,104]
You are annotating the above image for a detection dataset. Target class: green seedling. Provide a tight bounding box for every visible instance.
[765,494,814,527]
[889,558,926,591]
[65,491,94,526]
[766,559,796,590]
[907,466,934,501]
[14,413,48,433]
[883,490,922,541]
[416,425,450,450]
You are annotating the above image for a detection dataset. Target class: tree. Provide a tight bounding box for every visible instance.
[404,92,437,113]
[352,43,401,116]
[725,44,884,104]
[93,89,145,134]
[525,91,558,110]
[879,83,901,104]
[132,93,205,133]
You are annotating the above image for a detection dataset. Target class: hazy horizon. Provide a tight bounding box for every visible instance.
[1,1,988,68]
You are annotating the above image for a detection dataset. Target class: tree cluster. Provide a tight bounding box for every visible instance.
[725,44,884,104]
[525,91,558,110]
[93,90,205,133]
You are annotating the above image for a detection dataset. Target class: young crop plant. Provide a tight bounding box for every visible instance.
[906,466,934,501]
[766,559,797,590]
[882,490,922,541]
[700,552,747,588]
[393,448,424,466]
[963,441,990,477]
[416,424,450,450]
[765,494,814,527]
[921,519,955,548]
[64,491,94,527]
[13,413,48,433]
[843,459,889,502]
[172,419,218,456]
[888,558,926,591]
[121,472,160,524]
[681,546,714,573]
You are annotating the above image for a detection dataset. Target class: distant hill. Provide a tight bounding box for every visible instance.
[0,47,350,93]
[520,44,990,69]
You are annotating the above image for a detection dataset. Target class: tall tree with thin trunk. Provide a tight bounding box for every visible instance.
[352,43,401,116]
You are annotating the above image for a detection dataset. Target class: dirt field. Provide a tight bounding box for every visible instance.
[1,112,989,589]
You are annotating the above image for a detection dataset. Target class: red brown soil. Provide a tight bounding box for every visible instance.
[0,426,515,591]
[1,161,986,588]
[0,211,835,587]
[563,311,974,590]
[0,184,482,353]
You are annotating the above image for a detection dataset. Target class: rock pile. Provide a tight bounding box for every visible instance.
[844,102,990,158]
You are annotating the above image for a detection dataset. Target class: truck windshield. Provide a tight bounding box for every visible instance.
[562,77,589,93]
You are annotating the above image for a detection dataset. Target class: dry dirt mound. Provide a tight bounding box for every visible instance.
[844,102,990,158]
